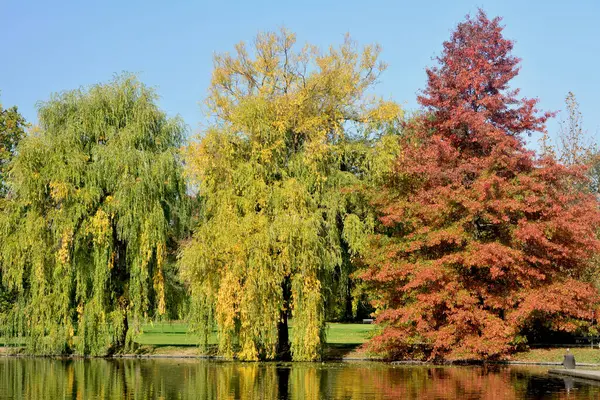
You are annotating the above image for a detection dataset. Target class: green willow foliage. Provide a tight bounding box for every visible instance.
[180,30,402,361]
[0,76,187,355]
[0,104,28,320]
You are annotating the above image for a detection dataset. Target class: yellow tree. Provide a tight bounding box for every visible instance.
[180,29,401,361]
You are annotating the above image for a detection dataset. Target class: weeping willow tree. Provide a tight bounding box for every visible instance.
[180,29,402,361]
[0,76,187,355]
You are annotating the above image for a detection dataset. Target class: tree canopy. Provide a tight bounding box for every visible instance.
[541,92,600,194]
[0,11,598,363]
[180,29,401,361]
[0,76,187,355]
[359,11,600,360]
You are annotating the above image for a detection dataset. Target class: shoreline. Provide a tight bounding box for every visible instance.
[3,348,599,367]
[4,344,600,366]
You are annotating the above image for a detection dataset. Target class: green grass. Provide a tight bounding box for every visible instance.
[11,322,597,363]
[510,347,600,364]
[135,321,214,346]
[325,323,376,344]
[135,321,377,347]
[0,337,26,346]
[0,322,377,350]
[134,323,600,363]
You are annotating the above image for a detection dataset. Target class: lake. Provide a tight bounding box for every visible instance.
[0,358,598,399]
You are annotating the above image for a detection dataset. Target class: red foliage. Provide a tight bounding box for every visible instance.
[361,10,600,360]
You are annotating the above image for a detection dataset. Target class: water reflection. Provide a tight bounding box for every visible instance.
[563,377,575,394]
[0,358,599,399]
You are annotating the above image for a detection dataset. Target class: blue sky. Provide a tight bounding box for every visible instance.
[1,0,598,150]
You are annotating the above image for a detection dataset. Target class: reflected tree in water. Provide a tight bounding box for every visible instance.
[2,359,600,399]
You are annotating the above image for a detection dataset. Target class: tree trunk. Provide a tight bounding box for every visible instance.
[344,282,354,322]
[276,277,291,360]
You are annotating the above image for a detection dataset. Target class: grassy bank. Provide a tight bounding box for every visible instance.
[509,348,600,364]
[135,321,377,346]
[136,323,600,363]
[132,321,377,359]
[4,321,599,364]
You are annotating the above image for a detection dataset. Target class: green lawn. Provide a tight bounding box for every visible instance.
[0,322,377,349]
[510,347,600,364]
[135,321,377,346]
[325,323,376,344]
[7,323,598,363]
[0,337,26,347]
[135,321,216,346]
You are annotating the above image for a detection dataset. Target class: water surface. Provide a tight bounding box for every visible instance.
[0,358,598,399]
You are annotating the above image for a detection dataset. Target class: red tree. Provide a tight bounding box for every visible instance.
[361,10,600,360]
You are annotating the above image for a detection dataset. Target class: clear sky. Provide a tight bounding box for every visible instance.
[1,0,599,149]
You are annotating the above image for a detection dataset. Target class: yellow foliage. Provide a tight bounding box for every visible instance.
[153,242,167,315]
[57,229,73,265]
[153,268,166,316]
[49,181,69,201]
[88,209,111,246]
[106,251,114,270]
[182,28,401,361]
